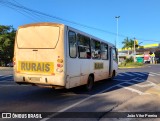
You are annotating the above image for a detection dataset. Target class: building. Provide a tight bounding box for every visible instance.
[118,43,160,64]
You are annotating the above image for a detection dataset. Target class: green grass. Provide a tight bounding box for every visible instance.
[119,62,144,68]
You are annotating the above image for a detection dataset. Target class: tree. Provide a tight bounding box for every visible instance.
[122,37,130,55]
[129,39,134,53]
[0,25,16,66]
[122,37,139,55]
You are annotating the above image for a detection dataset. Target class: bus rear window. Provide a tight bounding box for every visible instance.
[16,26,60,49]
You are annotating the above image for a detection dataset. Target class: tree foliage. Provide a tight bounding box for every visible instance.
[0,25,16,66]
[122,37,139,54]
[122,37,130,50]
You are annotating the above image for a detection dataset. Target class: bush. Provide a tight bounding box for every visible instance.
[126,62,143,66]
[125,57,134,63]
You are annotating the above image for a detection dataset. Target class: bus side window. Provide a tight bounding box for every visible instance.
[68,31,77,58]
[112,48,118,62]
[101,43,108,60]
[77,34,91,59]
[91,39,101,59]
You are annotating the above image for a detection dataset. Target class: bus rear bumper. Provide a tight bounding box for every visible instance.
[14,73,66,89]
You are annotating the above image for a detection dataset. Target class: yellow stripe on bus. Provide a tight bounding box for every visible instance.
[17,61,54,74]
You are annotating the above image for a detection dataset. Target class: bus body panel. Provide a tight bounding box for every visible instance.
[65,27,113,89]
[14,23,66,88]
[66,57,81,88]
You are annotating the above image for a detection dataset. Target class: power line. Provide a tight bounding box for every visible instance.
[0,0,124,36]
[1,0,119,36]
[0,0,47,22]
[0,0,159,43]
[12,0,46,22]
[0,3,40,22]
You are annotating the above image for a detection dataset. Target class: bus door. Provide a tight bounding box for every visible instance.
[67,30,81,88]
[109,47,113,77]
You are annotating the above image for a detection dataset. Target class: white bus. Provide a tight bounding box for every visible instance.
[13,22,118,91]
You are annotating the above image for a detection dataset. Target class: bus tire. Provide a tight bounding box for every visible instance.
[110,70,116,80]
[85,75,94,91]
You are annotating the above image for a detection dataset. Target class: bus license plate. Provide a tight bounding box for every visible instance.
[30,77,40,81]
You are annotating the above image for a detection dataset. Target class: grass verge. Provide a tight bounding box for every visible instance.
[119,62,144,68]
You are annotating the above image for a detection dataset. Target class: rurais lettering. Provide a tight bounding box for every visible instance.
[45,64,50,72]
[20,62,50,72]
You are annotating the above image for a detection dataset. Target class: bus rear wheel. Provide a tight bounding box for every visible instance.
[85,75,94,91]
[110,70,116,80]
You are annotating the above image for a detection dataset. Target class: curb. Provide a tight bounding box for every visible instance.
[118,66,145,69]
[118,64,160,69]
[0,67,13,70]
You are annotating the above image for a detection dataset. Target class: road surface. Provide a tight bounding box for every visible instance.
[0,65,160,121]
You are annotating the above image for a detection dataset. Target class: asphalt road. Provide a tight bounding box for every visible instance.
[0,65,160,121]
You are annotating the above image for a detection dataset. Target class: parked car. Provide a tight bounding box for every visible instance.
[7,62,13,67]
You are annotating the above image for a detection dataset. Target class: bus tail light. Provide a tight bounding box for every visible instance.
[56,57,63,72]
[57,64,63,68]
[13,57,16,66]
[56,68,63,72]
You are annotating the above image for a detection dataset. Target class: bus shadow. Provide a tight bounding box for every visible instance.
[11,72,150,100]
[69,71,150,94]
[34,71,150,95]
[103,72,150,93]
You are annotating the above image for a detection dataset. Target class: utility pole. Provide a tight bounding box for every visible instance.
[133,37,136,62]
[115,16,120,48]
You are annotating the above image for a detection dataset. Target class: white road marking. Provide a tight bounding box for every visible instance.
[150,72,160,76]
[115,75,158,89]
[124,81,156,88]
[117,72,160,77]
[131,77,146,82]
[123,73,134,76]
[149,73,155,76]
[117,73,125,76]
[114,77,144,82]
[139,72,148,74]
[40,81,131,121]
[135,81,156,88]
[0,75,13,79]
[7,71,159,121]
[138,72,154,76]
[0,80,13,83]
[0,84,29,87]
[118,85,149,95]
[133,72,145,76]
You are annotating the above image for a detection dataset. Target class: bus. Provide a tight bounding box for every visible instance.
[13,22,118,91]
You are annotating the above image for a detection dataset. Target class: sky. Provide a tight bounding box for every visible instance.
[0,0,160,49]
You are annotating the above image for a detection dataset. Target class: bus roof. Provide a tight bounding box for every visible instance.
[18,22,64,29]
[18,22,115,48]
